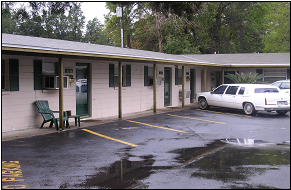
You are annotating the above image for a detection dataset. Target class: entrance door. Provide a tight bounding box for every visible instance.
[190,69,196,103]
[164,67,171,106]
[76,63,90,117]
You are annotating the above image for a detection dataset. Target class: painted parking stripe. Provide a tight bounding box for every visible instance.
[82,129,138,147]
[196,109,252,117]
[125,120,188,133]
[167,114,226,124]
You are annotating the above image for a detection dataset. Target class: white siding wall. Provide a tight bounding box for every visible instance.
[4,54,249,132]
[2,55,76,132]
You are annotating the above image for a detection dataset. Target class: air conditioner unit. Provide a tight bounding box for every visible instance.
[179,89,191,99]
[43,76,69,89]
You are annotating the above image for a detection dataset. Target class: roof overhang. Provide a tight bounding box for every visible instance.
[2,38,290,68]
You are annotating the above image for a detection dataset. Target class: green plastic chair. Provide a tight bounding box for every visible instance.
[35,100,68,130]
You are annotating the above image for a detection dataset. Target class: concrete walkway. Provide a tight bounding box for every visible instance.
[1,104,198,141]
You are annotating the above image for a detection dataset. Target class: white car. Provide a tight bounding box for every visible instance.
[271,80,290,94]
[196,84,290,115]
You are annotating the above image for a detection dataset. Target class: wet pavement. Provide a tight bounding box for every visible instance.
[1,106,290,189]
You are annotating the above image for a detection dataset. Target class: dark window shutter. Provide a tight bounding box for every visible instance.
[144,66,148,86]
[109,64,114,87]
[2,59,5,90]
[9,59,19,91]
[175,67,178,85]
[256,69,264,82]
[126,64,131,87]
[34,60,43,90]
[287,69,290,79]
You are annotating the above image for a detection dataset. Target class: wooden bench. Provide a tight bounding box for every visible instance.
[35,100,69,130]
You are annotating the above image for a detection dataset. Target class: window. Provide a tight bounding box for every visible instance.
[43,76,69,89]
[256,68,289,83]
[144,66,154,86]
[238,87,245,95]
[212,85,227,94]
[109,64,131,87]
[254,88,279,93]
[42,62,58,75]
[225,86,239,95]
[2,59,19,91]
[34,60,70,90]
[175,67,182,85]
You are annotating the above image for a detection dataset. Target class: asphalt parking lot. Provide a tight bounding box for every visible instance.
[2,107,290,189]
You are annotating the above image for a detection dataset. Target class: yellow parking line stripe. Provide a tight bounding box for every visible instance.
[197,109,251,117]
[167,114,226,124]
[82,129,138,147]
[125,120,188,133]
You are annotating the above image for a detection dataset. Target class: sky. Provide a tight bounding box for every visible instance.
[81,2,109,25]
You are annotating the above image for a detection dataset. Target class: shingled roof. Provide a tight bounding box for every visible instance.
[2,33,290,68]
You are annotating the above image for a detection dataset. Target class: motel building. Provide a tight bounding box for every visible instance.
[1,33,290,132]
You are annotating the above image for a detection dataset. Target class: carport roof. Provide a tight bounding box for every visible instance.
[2,33,290,67]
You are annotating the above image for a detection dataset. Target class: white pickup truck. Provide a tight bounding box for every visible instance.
[196,84,290,115]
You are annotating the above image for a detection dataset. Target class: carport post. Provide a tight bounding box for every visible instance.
[182,65,185,108]
[204,67,207,92]
[118,61,122,120]
[153,63,157,114]
[58,56,64,130]
[222,68,225,84]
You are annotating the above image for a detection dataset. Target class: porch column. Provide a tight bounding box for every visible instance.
[204,67,207,92]
[222,68,225,84]
[182,65,185,108]
[153,63,157,114]
[118,61,122,120]
[58,56,64,130]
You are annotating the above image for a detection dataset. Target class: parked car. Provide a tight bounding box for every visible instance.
[271,79,290,94]
[196,84,290,115]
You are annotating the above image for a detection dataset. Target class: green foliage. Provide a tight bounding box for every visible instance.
[263,2,290,53]
[224,72,264,84]
[1,2,289,53]
[83,18,112,45]
[65,3,85,42]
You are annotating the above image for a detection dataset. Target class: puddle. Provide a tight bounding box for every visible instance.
[79,155,155,189]
[78,139,290,189]
[171,139,290,186]
[220,138,273,146]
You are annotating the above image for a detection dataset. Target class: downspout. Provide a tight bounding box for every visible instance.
[58,56,64,130]
[118,61,122,120]
[153,63,157,114]
[182,65,185,108]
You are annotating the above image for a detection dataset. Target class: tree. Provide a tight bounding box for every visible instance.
[83,18,112,45]
[194,2,267,54]
[263,2,290,53]
[104,2,136,47]
[1,2,17,34]
[224,72,264,84]
[65,3,85,42]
